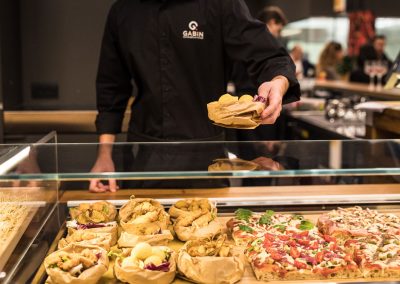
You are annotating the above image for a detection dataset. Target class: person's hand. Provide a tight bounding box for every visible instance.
[258,76,289,124]
[252,156,284,171]
[89,155,119,193]
[12,150,41,188]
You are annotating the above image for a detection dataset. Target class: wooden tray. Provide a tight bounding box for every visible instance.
[0,206,38,271]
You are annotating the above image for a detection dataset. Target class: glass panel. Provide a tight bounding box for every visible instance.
[0,140,399,182]
[0,132,59,283]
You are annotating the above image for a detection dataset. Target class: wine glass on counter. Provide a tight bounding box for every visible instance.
[364,60,377,90]
[375,60,389,90]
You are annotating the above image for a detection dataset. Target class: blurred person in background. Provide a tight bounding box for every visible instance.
[289,45,316,80]
[370,35,391,62]
[290,45,304,79]
[257,6,288,38]
[350,35,392,83]
[231,6,288,96]
[316,41,344,80]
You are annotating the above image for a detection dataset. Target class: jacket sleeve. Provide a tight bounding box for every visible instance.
[95,2,132,134]
[221,0,301,104]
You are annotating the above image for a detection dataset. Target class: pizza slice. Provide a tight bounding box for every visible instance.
[342,233,400,278]
[371,213,400,236]
[226,209,307,246]
[246,229,361,281]
[318,206,382,240]
[377,234,400,278]
[342,234,383,277]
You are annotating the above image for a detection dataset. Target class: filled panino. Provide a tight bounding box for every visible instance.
[67,201,118,246]
[207,93,266,129]
[69,201,117,225]
[177,234,245,284]
[118,197,173,247]
[113,242,176,284]
[170,198,222,241]
[44,244,109,284]
[168,198,215,219]
[58,230,113,251]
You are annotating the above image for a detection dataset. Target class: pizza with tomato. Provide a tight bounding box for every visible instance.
[246,229,361,280]
[228,206,400,281]
[226,209,311,247]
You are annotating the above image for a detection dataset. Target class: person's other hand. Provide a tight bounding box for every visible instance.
[252,156,284,171]
[12,150,41,188]
[258,76,289,124]
[89,156,119,193]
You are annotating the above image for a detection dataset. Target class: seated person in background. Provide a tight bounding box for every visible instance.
[350,35,392,84]
[289,45,316,79]
[290,45,304,79]
[316,41,344,80]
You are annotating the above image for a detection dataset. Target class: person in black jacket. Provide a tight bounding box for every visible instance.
[350,35,393,84]
[90,0,300,192]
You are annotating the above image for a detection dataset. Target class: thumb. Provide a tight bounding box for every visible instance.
[258,82,272,99]
[108,179,118,192]
[89,179,100,192]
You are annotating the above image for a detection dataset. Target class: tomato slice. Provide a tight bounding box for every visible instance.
[329,242,338,250]
[298,239,310,246]
[344,254,353,263]
[297,231,309,238]
[270,251,284,261]
[310,241,319,250]
[294,260,307,269]
[264,233,275,242]
[278,235,290,241]
[323,235,336,243]
[290,247,300,258]
[344,239,358,247]
[315,251,324,263]
[319,266,339,277]
[263,239,273,248]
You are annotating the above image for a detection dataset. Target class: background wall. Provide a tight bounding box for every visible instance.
[1,0,400,111]
[0,0,22,110]
[16,0,267,111]
[20,0,114,110]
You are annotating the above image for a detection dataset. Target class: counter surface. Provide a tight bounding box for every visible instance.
[61,184,400,202]
[315,80,400,100]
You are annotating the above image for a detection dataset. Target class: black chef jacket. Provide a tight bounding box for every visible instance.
[96,0,301,141]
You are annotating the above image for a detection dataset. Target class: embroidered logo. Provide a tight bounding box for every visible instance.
[182,21,204,40]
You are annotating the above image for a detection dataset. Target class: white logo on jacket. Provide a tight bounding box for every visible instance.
[183,21,204,40]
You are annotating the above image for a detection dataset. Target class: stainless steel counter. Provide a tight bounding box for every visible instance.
[288,111,366,139]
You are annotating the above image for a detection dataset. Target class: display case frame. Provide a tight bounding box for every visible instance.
[0,138,400,283]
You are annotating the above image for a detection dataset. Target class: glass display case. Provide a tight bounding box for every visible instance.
[1,137,400,283]
[0,132,58,283]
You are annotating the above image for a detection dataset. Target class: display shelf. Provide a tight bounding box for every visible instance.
[0,140,399,181]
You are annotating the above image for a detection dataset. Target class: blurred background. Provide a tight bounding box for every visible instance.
[1,0,400,143]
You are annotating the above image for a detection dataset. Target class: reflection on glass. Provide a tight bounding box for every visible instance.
[0,140,399,181]
[364,60,377,90]
[375,60,389,90]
